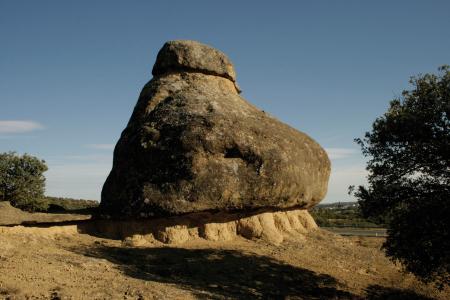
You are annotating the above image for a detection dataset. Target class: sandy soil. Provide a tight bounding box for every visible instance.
[0,224,447,300]
[0,202,90,226]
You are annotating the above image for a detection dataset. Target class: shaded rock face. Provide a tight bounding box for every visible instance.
[100,40,330,217]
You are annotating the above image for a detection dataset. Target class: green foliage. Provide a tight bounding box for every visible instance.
[0,152,48,211]
[352,66,450,287]
[43,196,98,212]
[310,204,382,228]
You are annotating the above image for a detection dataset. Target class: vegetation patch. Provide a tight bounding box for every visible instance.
[310,202,383,228]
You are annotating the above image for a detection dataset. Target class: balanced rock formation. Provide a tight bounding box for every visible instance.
[100,40,330,219]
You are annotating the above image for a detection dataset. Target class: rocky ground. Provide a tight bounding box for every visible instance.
[0,222,447,299]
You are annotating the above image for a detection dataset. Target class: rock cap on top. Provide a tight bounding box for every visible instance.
[152,40,237,83]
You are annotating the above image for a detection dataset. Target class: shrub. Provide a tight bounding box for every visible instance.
[352,66,450,287]
[0,152,48,211]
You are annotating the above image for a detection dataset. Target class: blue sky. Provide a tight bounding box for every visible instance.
[1,1,449,202]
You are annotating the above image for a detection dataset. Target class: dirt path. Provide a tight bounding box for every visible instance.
[0,225,447,300]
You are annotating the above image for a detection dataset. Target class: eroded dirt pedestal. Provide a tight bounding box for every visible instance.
[0,207,317,246]
[85,208,317,246]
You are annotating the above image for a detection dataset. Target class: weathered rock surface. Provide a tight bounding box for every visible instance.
[152,40,240,92]
[100,40,330,217]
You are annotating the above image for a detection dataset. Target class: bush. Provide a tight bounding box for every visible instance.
[352,66,450,288]
[0,152,48,211]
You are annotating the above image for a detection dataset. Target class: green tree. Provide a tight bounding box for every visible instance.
[0,152,48,211]
[351,66,450,288]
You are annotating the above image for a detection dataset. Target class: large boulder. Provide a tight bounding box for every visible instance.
[100,40,330,218]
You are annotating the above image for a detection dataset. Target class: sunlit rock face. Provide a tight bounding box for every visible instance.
[100,40,330,218]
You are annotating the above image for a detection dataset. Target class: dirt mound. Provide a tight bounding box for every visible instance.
[0,201,91,226]
[0,202,30,225]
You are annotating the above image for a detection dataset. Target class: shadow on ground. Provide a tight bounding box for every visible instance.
[365,284,435,300]
[76,245,359,299]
